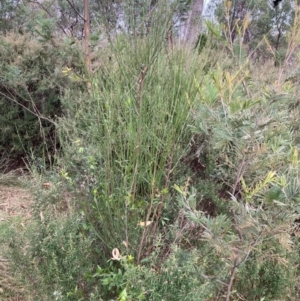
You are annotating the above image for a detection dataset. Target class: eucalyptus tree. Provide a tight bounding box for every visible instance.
[181,0,204,45]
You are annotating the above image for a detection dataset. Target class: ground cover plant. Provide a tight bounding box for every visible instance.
[2,0,300,300]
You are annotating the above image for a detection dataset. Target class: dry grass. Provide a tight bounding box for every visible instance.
[0,174,33,301]
[0,185,33,220]
[0,171,76,300]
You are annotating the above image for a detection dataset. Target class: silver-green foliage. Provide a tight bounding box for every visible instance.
[174,63,300,299]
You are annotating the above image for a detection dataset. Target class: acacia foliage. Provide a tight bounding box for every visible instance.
[207,0,294,63]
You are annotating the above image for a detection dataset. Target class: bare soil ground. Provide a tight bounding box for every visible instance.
[0,185,33,221]
[0,182,33,301]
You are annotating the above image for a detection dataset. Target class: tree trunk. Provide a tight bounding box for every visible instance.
[184,0,204,47]
[83,0,92,91]
[84,0,91,73]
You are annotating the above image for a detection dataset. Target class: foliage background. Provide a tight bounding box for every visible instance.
[2,0,300,300]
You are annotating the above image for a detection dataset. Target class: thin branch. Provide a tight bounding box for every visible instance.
[225,257,239,301]
[65,0,85,20]
[0,90,54,125]
[29,0,68,36]
[237,226,265,268]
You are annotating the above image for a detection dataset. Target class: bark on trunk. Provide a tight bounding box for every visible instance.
[84,0,91,74]
[184,0,204,47]
[83,0,91,91]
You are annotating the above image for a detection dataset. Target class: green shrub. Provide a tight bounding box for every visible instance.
[172,60,300,300]
[57,36,211,262]
[8,211,97,301]
[237,249,294,301]
[123,246,216,301]
[4,6,300,301]
[0,32,84,168]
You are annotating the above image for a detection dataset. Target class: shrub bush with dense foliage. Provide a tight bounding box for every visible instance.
[2,2,300,301]
[0,32,84,168]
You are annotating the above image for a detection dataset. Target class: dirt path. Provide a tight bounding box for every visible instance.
[0,185,32,221]
[0,183,33,300]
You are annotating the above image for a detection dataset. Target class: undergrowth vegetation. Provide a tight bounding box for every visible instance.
[0,32,84,168]
[2,1,300,301]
